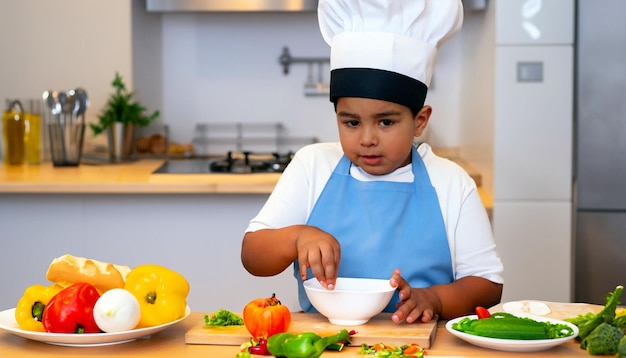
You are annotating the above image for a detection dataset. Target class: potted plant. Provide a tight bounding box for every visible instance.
[90,72,160,162]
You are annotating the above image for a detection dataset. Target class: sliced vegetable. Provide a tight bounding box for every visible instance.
[452,312,574,340]
[248,338,269,355]
[243,293,291,341]
[204,309,243,326]
[124,264,190,328]
[42,282,101,334]
[14,284,63,332]
[475,306,491,319]
[359,342,425,357]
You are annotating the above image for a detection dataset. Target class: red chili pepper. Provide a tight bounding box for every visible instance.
[475,306,491,319]
[248,338,270,355]
[42,282,101,333]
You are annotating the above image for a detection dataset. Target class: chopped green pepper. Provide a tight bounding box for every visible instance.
[452,312,574,340]
[267,329,350,358]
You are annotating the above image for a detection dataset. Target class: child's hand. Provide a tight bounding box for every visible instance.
[389,269,441,323]
[296,226,341,290]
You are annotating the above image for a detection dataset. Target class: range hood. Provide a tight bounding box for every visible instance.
[147,0,487,12]
[146,0,318,12]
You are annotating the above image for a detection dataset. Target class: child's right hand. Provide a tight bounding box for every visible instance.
[296,226,341,290]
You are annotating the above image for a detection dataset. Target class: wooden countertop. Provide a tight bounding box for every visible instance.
[0,160,492,212]
[0,307,597,357]
[0,160,281,194]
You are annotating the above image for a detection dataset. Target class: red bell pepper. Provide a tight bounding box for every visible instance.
[42,282,101,333]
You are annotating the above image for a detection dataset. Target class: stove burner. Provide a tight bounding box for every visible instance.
[209,151,293,173]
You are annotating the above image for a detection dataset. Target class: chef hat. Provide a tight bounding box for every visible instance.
[318,0,463,114]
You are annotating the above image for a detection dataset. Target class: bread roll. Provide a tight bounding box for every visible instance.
[46,254,131,293]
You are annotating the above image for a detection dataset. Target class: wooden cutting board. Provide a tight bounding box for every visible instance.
[489,300,603,320]
[185,312,437,348]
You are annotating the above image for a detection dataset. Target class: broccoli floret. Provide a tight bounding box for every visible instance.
[581,322,624,355]
[619,335,626,358]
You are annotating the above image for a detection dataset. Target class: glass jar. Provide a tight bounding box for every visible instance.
[2,100,25,165]
[25,99,42,164]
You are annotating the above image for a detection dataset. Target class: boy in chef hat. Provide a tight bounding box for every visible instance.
[242,0,503,323]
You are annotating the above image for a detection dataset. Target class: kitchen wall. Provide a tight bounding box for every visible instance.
[131,2,492,154]
[0,0,132,146]
[0,1,493,162]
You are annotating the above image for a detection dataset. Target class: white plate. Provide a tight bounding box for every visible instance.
[445,314,579,352]
[0,306,190,347]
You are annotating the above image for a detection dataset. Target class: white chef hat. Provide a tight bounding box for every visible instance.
[318,0,463,114]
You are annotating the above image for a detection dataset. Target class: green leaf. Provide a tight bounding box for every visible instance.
[91,71,160,136]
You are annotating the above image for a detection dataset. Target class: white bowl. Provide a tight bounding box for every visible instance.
[303,277,395,325]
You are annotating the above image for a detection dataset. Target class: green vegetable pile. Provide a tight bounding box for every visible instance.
[452,312,574,340]
[204,309,244,326]
[565,285,626,356]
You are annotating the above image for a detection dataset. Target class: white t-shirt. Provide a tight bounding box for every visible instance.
[246,142,504,284]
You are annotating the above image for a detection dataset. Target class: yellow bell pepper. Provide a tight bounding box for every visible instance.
[14,284,63,331]
[124,264,189,328]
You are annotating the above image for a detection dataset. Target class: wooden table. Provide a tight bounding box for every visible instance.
[0,311,594,357]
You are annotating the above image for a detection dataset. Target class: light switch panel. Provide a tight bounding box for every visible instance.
[517,61,543,82]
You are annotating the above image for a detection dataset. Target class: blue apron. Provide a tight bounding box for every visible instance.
[295,145,453,312]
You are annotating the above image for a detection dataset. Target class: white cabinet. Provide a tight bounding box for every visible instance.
[494,45,573,201]
[492,0,574,301]
[0,194,300,313]
[492,201,572,302]
[495,0,574,45]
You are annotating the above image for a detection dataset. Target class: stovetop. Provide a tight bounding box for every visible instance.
[152,151,293,174]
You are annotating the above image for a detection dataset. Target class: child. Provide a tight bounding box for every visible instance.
[241,0,503,323]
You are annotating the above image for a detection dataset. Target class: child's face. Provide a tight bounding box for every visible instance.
[335,97,430,175]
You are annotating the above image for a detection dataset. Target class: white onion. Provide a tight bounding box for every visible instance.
[93,288,141,333]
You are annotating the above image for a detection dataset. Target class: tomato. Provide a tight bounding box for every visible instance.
[475,306,491,319]
[243,293,291,341]
[42,282,101,333]
[93,288,141,332]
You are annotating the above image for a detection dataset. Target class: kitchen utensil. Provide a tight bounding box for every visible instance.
[43,89,88,167]
[185,311,437,348]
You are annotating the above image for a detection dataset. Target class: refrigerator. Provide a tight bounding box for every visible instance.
[574,0,626,304]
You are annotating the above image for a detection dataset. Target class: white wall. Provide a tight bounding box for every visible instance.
[0,0,133,148]
[132,7,483,150]
[1,1,489,155]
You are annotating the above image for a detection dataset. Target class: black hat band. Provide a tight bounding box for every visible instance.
[329,68,428,115]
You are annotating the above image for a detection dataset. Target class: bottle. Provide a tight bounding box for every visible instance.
[25,99,42,164]
[2,100,25,165]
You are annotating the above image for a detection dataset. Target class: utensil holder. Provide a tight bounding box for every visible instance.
[48,120,85,167]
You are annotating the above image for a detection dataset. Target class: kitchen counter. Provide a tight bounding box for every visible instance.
[0,160,281,194]
[0,309,597,357]
[0,159,493,210]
